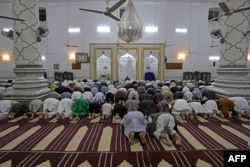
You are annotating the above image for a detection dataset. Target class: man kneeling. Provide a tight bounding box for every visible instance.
[148,112,182,147]
[120,111,148,145]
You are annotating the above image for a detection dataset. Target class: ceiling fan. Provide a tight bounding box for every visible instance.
[188,51,198,55]
[65,43,78,48]
[164,44,176,47]
[210,44,220,48]
[79,0,126,21]
[42,52,56,55]
[219,2,250,16]
[0,15,24,22]
[209,2,250,21]
[163,40,176,47]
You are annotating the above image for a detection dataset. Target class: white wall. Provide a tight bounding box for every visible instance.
[0,3,16,79]
[0,1,246,81]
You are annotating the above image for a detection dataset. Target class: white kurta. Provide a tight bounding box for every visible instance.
[0,100,12,117]
[183,91,193,102]
[102,103,113,116]
[229,97,250,115]
[189,102,208,114]
[43,98,60,118]
[57,98,73,118]
[71,91,83,101]
[29,99,43,113]
[148,113,177,140]
[203,100,220,115]
[82,91,93,102]
[109,88,118,95]
[172,99,192,116]
[182,86,190,94]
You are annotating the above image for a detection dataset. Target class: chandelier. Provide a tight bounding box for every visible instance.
[118,0,143,43]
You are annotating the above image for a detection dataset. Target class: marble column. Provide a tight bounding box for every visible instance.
[209,0,250,99]
[3,0,50,101]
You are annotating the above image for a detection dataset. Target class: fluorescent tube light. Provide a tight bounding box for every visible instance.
[97,26,110,33]
[68,28,80,33]
[145,26,158,33]
[175,28,188,33]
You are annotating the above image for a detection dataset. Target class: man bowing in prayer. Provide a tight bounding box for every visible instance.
[147,112,182,147]
[120,110,148,145]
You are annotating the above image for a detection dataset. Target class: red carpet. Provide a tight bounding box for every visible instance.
[0,116,249,166]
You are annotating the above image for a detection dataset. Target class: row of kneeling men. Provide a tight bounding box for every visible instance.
[0,96,250,121]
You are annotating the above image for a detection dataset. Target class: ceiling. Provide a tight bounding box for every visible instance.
[0,0,219,3]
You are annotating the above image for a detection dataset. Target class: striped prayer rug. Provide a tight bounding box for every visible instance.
[0,115,249,167]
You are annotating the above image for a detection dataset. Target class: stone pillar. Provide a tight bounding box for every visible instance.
[209,0,250,99]
[3,0,50,101]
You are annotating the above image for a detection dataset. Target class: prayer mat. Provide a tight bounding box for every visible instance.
[0,115,249,166]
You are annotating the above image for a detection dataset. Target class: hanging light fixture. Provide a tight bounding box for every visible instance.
[118,0,143,43]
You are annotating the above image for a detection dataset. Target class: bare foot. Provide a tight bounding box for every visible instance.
[189,113,194,120]
[228,111,232,118]
[75,113,80,121]
[128,132,134,145]
[23,113,28,119]
[91,113,95,119]
[115,113,120,119]
[174,133,182,147]
[88,113,92,120]
[8,113,14,119]
[69,114,73,121]
[30,113,35,119]
[139,132,146,145]
[212,111,216,117]
[164,135,173,146]
[61,113,65,120]
[246,110,250,117]
[56,113,60,120]
[44,112,48,120]
[180,112,186,120]
[203,113,208,119]
[39,113,43,119]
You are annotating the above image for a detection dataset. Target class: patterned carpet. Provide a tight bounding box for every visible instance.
[0,115,250,167]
